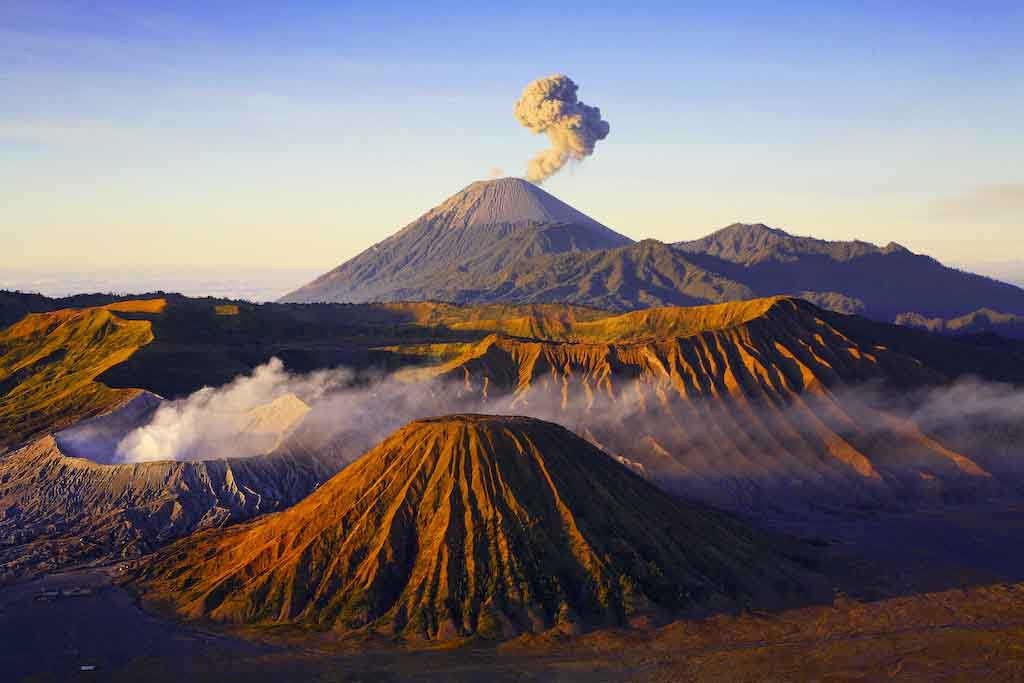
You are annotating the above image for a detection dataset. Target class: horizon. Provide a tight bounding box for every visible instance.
[3,228,1024,303]
[3,1,1022,279]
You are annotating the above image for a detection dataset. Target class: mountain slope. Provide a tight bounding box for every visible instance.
[675,222,905,265]
[414,298,1018,510]
[283,182,1024,325]
[0,435,345,584]
[676,223,1024,321]
[896,308,1024,338]
[281,177,633,304]
[451,239,756,309]
[0,290,147,328]
[0,300,165,451]
[131,415,817,638]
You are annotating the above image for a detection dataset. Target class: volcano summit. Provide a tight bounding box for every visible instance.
[281,177,632,305]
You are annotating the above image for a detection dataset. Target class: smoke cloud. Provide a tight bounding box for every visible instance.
[514,74,609,183]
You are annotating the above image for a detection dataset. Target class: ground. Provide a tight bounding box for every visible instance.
[5,506,1024,682]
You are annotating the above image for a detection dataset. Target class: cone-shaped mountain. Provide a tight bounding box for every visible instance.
[283,181,1024,325]
[281,178,632,304]
[131,415,815,639]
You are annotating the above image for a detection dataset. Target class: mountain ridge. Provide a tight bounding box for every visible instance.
[401,297,1022,510]
[675,222,911,265]
[282,184,1024,329]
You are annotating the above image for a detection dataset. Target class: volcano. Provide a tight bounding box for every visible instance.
[282,182,1024,327]
[131,415,815,639]
[280,177,632,304]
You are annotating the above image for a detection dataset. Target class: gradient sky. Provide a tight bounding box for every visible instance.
[2,1,1022,279]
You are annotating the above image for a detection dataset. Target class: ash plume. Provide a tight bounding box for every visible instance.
[514,74,610,183]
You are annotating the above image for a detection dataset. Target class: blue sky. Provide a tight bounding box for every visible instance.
[2,1,1022,278]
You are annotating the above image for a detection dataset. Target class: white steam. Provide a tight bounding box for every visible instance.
[514,74,609,183]
[112,357,1024,513]
[116,359,342,462]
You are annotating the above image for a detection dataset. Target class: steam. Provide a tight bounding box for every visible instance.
[116,359,345,462]
[111,357,1024,513]
[514,74,609,183]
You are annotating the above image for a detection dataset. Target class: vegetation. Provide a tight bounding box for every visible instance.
[0,300,162,451]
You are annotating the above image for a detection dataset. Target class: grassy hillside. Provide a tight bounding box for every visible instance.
[0,300,163,450]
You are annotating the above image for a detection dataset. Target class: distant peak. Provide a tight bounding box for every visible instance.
[882,242,911,254]
[468,176,534,188]
[675,222,901,266]
[719,222,791,237]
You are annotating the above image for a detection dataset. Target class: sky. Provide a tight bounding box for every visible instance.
[1,1,1022,295]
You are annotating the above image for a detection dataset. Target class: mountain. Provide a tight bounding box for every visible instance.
[675,222,907,265]
[675,223,1024,322]
[455,239,756,309]
[409,298,1024,511]
[0,290,147,328]
[896,308,1024,338]
[130,415,818,639]
[8,294,1023,513]
[0,294,618,449]
[283,182,1024,328]
[6,292,1024,585]
[0,299,165,451]
[281,177,633,304]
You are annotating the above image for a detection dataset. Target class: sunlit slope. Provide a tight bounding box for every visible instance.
[425,298,1000,509]
[377,298,782,348]
[0,294,620,450]
[0,300,164,450]
[0,435,344,584]
[132,415,817,639]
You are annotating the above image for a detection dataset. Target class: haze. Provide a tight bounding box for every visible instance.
[2,1,1022,285]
